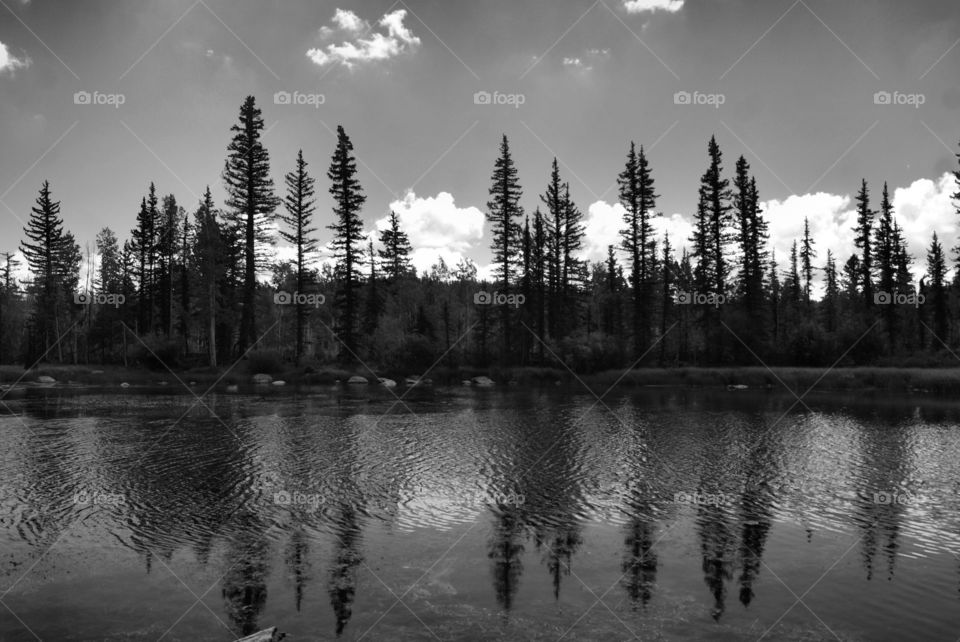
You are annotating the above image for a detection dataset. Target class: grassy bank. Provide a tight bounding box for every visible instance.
[2,364,960,394]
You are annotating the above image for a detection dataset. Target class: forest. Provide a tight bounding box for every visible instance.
[2,94,958,376]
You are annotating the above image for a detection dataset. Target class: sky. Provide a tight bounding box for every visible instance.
[2,0,960,288]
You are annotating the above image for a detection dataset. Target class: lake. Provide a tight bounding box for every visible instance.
[1,385,959,641]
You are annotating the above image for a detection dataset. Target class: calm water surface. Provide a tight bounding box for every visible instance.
[1,386,960,641]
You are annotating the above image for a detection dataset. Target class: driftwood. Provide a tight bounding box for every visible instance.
[237,628,285,642]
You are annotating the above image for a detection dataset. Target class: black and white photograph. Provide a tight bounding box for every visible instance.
[2,0,960,639]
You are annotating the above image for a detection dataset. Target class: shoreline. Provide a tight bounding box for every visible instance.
[2,364,960,394]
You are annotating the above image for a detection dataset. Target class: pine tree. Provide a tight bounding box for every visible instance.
[92,227,123,360]
[362,240,381,339]
[193,187,222,367]
[560,181,585,335]
[157,193,181,336]
[618,142,658,358]
[926,232,948,346]
[659,235,673,365]
[786,240,801,304]
[130,186,159,334]
[280,149,319,362]
[487,135,523,362]
[20,181,76,362]
[327,125,367,361]
[223,95,279,353]
[541,157,565,341]
[701,136,733,297]
[822,250,839,332]
[800,217,816,303]
[0,252,21,363]
[377,210,413,281]
[852,179,874,306]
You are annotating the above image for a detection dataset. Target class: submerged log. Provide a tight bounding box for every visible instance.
[237,627,285,642]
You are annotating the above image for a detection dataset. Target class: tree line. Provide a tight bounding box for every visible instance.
[2,94,959,373]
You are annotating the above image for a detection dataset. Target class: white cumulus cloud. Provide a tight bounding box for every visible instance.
[380,191,485,275]
[624,0,684,14]
[0,41,30,76]
[581,200,694,265]
[307,8,421,69]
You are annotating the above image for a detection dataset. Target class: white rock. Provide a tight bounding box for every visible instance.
[727,384,748,390]
[347,375,369,385]
[226,384,239,393]
[378,378,397,388]
[120,382,130,388]
[272,380,286,386]
[462,380,472,386]
[472,376,495,387]
[37,375,56,384]
[252,373,273,385]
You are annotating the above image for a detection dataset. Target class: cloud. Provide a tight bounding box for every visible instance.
[760,173,959,292]
[581,200,693,265]
[380,191,485,274]
[332,8,365,32]
[892,173,958,267]
[307,8,421,69]
[624,0,684,13]
[0,41,30,76]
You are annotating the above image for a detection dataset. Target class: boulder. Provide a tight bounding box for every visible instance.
[37,375,56,384]
[378,378,397,388]
[272,380,286,386]
[727,384,748,390]
[472,376,495,387]
[347,375,369,385]
[252,373,273,385]
[405,376,420,386]
[226,384,240,393]
[462,380,472,386]
[120,382,130,388]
